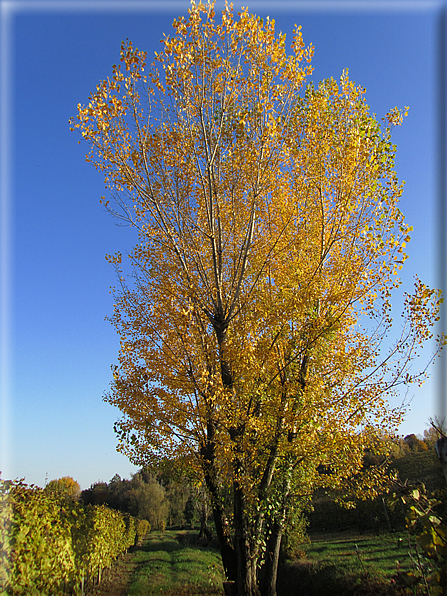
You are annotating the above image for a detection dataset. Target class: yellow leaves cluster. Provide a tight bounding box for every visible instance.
[384,105,409,128]
[72,0,444,519]
[404,278,444,345]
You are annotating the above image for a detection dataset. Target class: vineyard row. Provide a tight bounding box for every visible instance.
[0,478,150,595]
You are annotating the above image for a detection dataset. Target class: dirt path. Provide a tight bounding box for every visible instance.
[84,530,226,596]
[87,542,144,596]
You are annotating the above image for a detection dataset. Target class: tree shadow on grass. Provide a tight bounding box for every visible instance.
[135,532,183,553]
[277,560,395,596]
[139,539,182,553]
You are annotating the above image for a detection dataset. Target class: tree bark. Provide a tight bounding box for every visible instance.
[260,472,292,596]
[200,427,237,581]
[262,521,283,596]
[435,438,447,484]
[233,479,260,595]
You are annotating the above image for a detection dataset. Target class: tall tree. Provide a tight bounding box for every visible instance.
[71,3,444,594]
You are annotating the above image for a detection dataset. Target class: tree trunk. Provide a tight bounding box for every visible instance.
[211,504,237,581]
[260,471,292,596]
[198,511,212,542]
[233,479,260,595]
[261,521,283,596]
[228,421,261,596]
[216,324,265,594]
[201,428,237,581]
[381,497,393,532]
[436,438,447,484]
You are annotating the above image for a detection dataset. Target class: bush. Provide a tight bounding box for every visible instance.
[136,518,151,543]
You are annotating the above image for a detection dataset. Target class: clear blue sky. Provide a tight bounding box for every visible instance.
[1,0,445,490]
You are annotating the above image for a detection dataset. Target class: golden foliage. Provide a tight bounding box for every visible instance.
[71,1,444,589]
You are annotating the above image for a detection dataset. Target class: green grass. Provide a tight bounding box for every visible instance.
[276,532,432,595]
[127,530,225,596]
[305,533,413,578]
[117,529,432,596]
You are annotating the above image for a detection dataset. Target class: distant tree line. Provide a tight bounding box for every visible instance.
[79,465,212,537]
[43,425,446,551]
[81,471,169,531]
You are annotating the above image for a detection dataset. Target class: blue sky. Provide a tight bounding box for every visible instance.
[1,0,445,490]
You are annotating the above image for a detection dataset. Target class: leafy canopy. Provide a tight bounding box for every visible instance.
[70,0,443,558]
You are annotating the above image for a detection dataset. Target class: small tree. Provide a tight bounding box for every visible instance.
[130,473,169,530]
[44,477,81,501]
[184,495,196,529]
[404,434,429,452]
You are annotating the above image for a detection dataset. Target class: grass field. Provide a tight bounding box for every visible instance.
[306,532,414,578]
[276,532,433,595]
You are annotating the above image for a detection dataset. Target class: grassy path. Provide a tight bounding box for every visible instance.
[128,531,225,595]
[90,530,225,596]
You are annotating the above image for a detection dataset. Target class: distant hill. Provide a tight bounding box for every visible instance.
[389,449,445,493]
